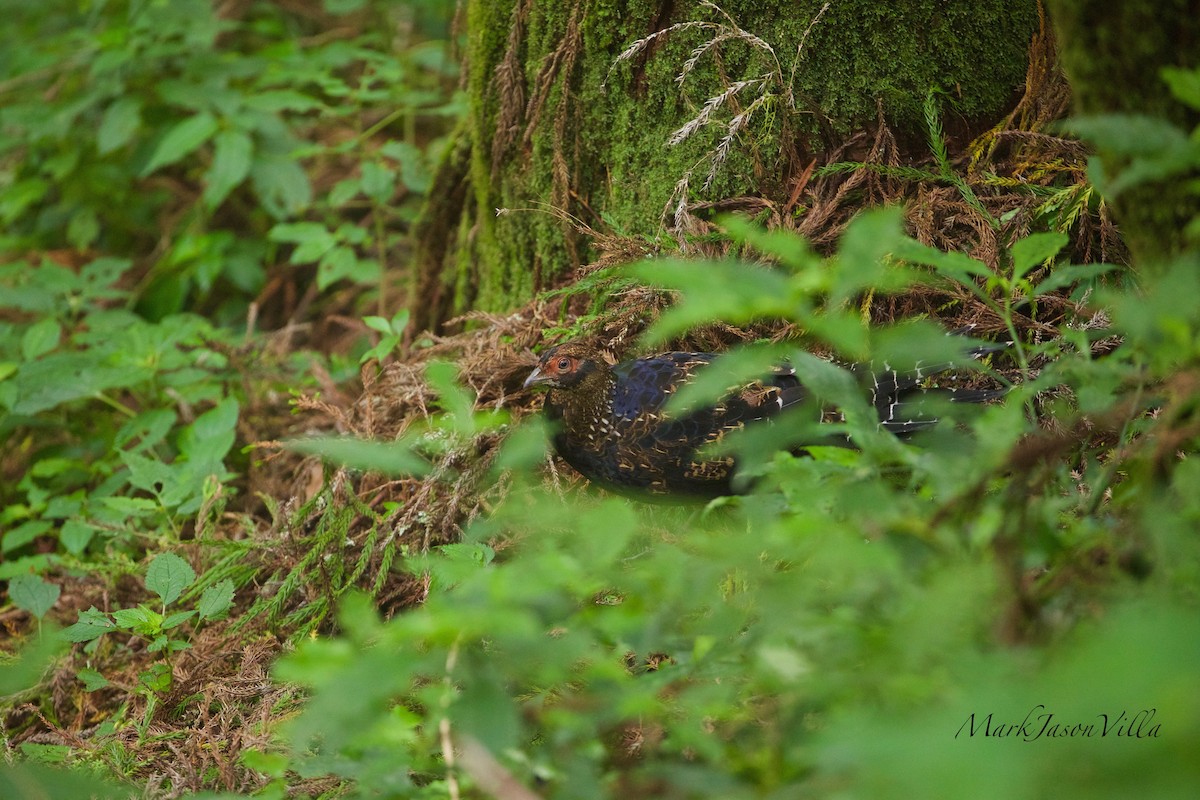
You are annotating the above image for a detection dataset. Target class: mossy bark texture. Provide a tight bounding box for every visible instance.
[1045,0,1200,269]
[413,0,1039,330]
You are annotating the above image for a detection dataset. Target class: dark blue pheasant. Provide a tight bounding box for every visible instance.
[524,338,1004,499]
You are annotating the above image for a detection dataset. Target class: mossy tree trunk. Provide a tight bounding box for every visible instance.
[412,0,1040,332]
[1044,0,1200,269]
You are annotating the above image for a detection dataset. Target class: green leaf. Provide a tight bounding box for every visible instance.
[59,520,97,556]
[162,609,198,630]
[1011,232,1068,281]
[830,207,907,303]
[1032,263,1118,296]
[203,129,254,210]
[198,579,235,621]
[97,97,143,155]
[360,160,395,203]
[179,396,239,469]
[145,553,196,606]
[112,605,161,633]
[288,436,430,476]
[632,259,796,343]
[61,607,115,643]
[269,222,335,264]
[1162,66,1200,111]
[12,352,148,415]
[9,574,60,619]
[252,155,312,217]
[21,318,61,360]
[895,238,993,281]
[141,111,219,176]
[363,315,392,335]
[76,668,111,692]
[318,246,373,290]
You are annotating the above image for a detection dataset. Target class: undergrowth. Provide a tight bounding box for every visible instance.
[2,4,1199,800]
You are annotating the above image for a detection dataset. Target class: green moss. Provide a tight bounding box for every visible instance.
[423,0,1038,326]
[1045,0,1200,268]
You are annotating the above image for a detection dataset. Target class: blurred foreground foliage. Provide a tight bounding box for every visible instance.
[272,211,1200,799]
[2,3,1200,798]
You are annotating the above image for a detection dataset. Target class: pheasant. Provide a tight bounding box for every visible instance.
[523,338,1005,499]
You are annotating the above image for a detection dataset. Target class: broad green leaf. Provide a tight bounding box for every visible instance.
[145,552,196,606]
[197,579,235,621]
[268,222,336,264]
[632,259,796,343]
[21,318,61,360]
[252,155,313,218]
[112,605,161,632]
[12,353,149,415]
[1011,232,1068,281]
[162,610,198,630]
[718,214,816,269]
[1162,66,1200,111]
[97,97,143,155]
[121,450,174,494]
[203,129,254,210]
[381,140,431,193]
[316,245,363,290]
[426,360,476,433]
[831,207,907,303]
[61,607,115,643]
[1032,262,1118,296]
[895,238,992,280]
[76,668,111,692]
[359,160,395,203]
[179,396,239,469]
[3,521,52,554]
[288,436,430,476]
[141,111,219,176]
[59,520,97,556]
[363,315,392,335]
[9,574,60,619]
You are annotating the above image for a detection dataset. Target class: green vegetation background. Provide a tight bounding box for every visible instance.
[1,1,1199,799]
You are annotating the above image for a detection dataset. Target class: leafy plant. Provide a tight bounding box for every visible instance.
[63,553,233,694]
[261,184,1200,797]
[7,574,61,635]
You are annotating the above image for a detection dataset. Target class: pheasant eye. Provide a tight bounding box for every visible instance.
[556,357,571,371]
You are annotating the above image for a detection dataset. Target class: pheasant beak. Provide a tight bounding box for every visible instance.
[523,366,549,390]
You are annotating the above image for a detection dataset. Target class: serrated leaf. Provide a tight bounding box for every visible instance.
[288,436,430,476]
[112,605,161,632]
[178,396,239,470]
[251,154,312,218]
[1032,263,1118,296]
[1011,232,1068,281]
[9,574,60,619]
[97,97,143,155]
[76,668,111,692]
[162,610,197,630]
[61,607,114,642]
[145,552,196,606]
[198,579,235,621]
[59,520,97,556]
[632,259,795,344]
[203,129,254,210]
[21,318,61,360]
[141,111,219,176]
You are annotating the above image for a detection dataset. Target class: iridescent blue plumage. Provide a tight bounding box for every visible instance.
[523,336,1004,499]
